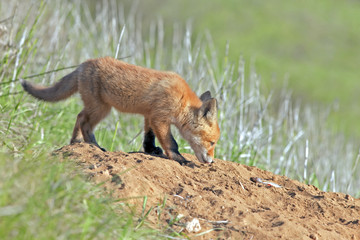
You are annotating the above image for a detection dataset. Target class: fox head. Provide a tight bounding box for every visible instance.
[183,91,220,164]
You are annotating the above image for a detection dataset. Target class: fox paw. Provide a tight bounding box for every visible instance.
[153,147,163,155]
[145,147,163,155]
[171,154,195,168]
[176,159,195,168]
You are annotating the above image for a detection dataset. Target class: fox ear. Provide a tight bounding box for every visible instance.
[198,98,218,122]
[200,91,212,102]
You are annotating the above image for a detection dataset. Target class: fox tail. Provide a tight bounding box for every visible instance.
[21,70,78,102]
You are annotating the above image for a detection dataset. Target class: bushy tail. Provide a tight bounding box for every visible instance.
[21,70,78,102]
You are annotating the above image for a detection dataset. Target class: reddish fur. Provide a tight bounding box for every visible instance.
[21,57,220,163]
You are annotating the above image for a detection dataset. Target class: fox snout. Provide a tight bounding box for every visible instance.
[196,151,214,164]
[190,139,217,164]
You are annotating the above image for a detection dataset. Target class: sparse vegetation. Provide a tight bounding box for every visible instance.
[1,0,359,239]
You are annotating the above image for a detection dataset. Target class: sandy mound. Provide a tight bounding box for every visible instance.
[55,143,359,240]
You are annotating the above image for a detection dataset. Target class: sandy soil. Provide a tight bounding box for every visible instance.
[54,143,360,240]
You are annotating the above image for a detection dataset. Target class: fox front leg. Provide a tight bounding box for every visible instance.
[167,134,189,164]
[143,129,164,155]
[151,120,190,165]
[143,118,163,155]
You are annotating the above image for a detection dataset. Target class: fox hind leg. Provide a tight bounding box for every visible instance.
[78,103,111,151]
[70,110,85,144]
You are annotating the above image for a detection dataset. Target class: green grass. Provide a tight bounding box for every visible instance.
[0,151,159,239]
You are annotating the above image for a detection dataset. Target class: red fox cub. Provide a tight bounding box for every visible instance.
[21,57,220,164]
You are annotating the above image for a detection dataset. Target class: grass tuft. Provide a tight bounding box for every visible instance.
[0,151,159,239]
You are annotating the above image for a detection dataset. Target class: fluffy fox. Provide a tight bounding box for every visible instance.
[21,57,220,164]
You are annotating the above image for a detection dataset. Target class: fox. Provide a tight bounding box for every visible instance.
[21,57,220,164]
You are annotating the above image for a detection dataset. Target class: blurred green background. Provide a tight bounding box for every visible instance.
[129,0,360,136]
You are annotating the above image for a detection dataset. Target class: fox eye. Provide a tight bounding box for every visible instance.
[210,141,215,146]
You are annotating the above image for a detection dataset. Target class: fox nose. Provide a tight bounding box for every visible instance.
[201,154,213,164]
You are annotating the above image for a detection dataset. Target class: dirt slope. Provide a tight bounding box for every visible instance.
[55,143,360,240]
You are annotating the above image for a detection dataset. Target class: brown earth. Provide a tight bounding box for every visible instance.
[55,143,360,240]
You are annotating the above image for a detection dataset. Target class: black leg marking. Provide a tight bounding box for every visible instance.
[168,135,194,168]
[169,134,180,154]
[143,129,163,155]
[89,132,106,152]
